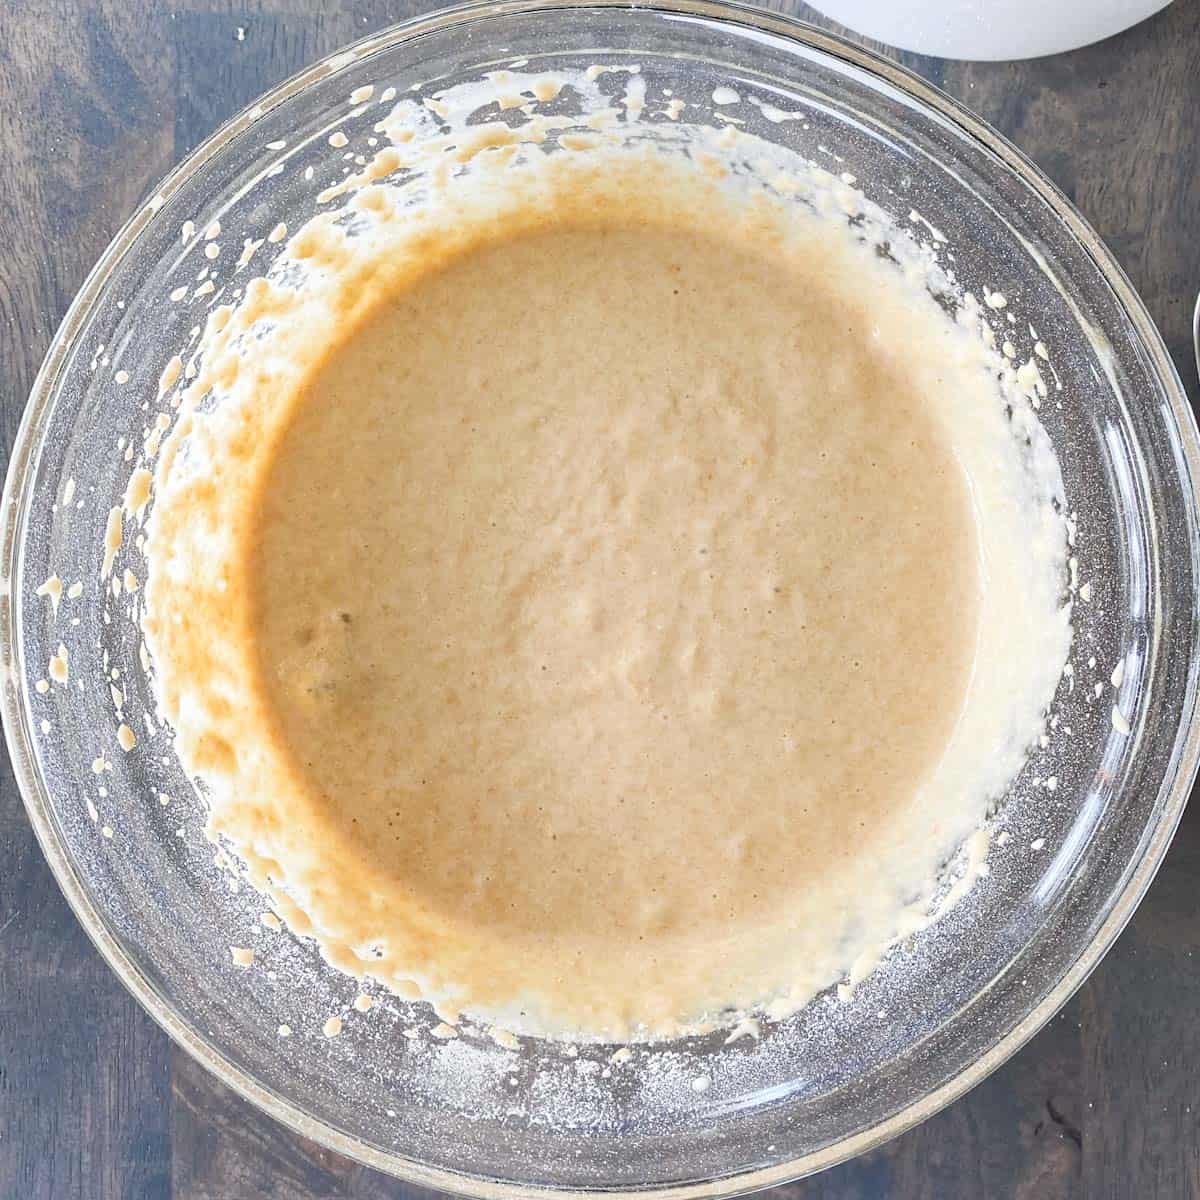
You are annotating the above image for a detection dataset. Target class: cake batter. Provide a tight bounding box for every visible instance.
[142,119,1070,1040]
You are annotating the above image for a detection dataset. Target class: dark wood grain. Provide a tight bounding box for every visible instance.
[1,1,1198,1196]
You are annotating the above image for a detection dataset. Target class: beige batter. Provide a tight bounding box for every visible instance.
[253,220,977,1027]
[141,116,1070,1040]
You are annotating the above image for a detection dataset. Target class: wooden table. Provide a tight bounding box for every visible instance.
[2,2,1198,1196]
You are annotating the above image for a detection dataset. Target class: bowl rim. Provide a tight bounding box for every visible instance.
[4,0,1199,1194]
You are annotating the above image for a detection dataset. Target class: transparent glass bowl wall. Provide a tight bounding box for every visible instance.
[3,2,1199,1194]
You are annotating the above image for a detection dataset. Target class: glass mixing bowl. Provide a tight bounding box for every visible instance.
[4,0,1199,1193]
